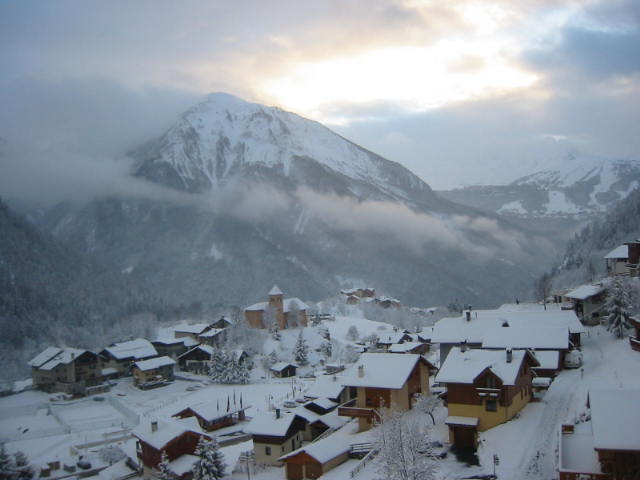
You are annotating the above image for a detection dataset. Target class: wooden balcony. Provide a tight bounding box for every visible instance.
[629,336,640,352]
[338,406,380,422]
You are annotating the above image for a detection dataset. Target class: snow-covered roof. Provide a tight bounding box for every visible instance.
[174,323,211,335]
[290,406,320,423]
[304,375,346,400]
[98,459,136,480]
[247,412,302,437]
[279,434,350,463]
[269,285,283,295]
[388,342,425,353]
[531,350,560,370]
[198,328,224,338]
[565,284,605,300]
[271,362,296,372]
[244,298,308,312]
[559,430,603,475]
[342,353,423,389]
[311,409,349,430]
[133,417,204,450]
[589,389,640,451]
[178,344,214,359]
[134,356,175,371]
[31,348,91,371]
[481,326,569,350]
[305,397,338,411]
[604,245,628,259]
[432,307,584,345]
[436,348,536,386]
[445,416,479,427]
[179,399,246,421]
[104,339,157,360]
[101,367,118,376]
[377,331,409,344]
[28,347,63,368]
[168,454,198,476]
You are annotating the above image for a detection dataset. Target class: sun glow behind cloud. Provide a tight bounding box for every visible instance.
[263,39,538,124]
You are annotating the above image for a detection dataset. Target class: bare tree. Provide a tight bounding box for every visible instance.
[535,273,552,310]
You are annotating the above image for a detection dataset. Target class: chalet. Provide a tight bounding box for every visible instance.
[481,325,571,365]
[304,374,356,405]
[29,347,102,395]
[388,341,430,355]
[152,336,197,359]
[338,353,433,432]
[375,296,402,309]
[565,284,606,325]
[133,417,210,479]
[432,305,585,364]
[177,345,213,373]
[436,347,538,449]
[340,287,375,299]
[244,285,308,329]
[629,316,640,352]
[270,362,297,378]
[559,389,640,480]
[132,356,176,388]
[247,411,307,466]
[100,339,158,376]
[174,324,214,342]
[375,331,413,351]
[604,241,640,277]
[279,434,351,480]
[197,328,226,347]
[210,316,232,329]
[173,398,248,432]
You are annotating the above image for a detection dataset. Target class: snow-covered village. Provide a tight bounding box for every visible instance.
[2,2,640,480]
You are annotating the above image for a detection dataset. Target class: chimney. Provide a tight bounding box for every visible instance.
[275,408,281,419]
[151,421,158,433]
[506,348,513,363]
[465,310,471,322]
[358,365,365,378]
[460,341,467,353]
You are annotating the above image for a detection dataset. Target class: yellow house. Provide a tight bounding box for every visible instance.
[337,353,433,432]
[436,347,538,448]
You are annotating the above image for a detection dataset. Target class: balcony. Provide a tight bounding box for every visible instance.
[338,400,381,422]
[629,336,640,352]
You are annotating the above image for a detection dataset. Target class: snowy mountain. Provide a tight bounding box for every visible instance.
[37,93,553,311]
[439,153,640,218]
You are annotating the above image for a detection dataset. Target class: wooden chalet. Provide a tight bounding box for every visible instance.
[338,353,433,432]
[100,339,158,377]
[270,362,297,378]
[132,356,175,389]
[177,345,214,373]
[244,285,308,330]
[248,411,307,466]
[604,241,640,277]
[375,331,412,351]
[304,374,356,405]
[388,341,430,355]
[173,396,248,431]
[210,316,232,329]
[559,389,640,480]
[279,435,351,480]
[152,336,197,359]
[133,418,210,479]
[565,284,606,326]
[29,347,102,395]
[436,347,538,449]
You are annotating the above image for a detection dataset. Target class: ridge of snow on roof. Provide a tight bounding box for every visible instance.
[565,284,604,300]
[174,323,211,334]
[604,245,628,259]
[244,298,308,312]
[247,412,301,437]
[279,433,350,463]
[482,326,569,349]
[198,328,224,338]
[589,389,640,451]
[269,285,283,295]
[389,341,424,353]
[435,347,531,386]
[305,375,346,400]
[181,400,246,420]
[306,397,338,410]
[311,409,349,429]
[40,348,89,370]
[133,417,204,450]
[377,331,409,344]
[134,356,175,371]
[178,345,214,359]
[105,338,157,360]
[531,350,560,370]
[271,362,296,372]
[168,454,198,476]
[28,347,63,367]
[343,353,421,389]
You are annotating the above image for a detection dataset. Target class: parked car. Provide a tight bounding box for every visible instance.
[564,350,583,369]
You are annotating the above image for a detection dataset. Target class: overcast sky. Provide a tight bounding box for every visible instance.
[1,0,639,202]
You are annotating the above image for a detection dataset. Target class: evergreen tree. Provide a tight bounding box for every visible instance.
[157,451,173,480]
[12,453,32,480]
[192,437,226,480]
[209,350,229,383]
[605,277,632,338]
[0,444,13,480]
[319,340,332,359]
[294,330,309,366]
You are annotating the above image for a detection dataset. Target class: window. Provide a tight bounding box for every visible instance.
[486,398,497,412]
[265,446,271,456]
[485,376,496,389]
[292,438,295,450]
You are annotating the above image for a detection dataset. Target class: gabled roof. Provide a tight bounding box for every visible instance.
[198,328,224,338]
[377,331,410,345]
[178,344,214,359]
[589,389,640,451]
[176,399,247,421]
[481,326,569,350]
[435,347,537,386]
[271,362,296,372]
[269,285,283,295]
[247,412,305,437]
[305,375,346,400]
[174,323,211,335]
[565,284,605,301]
[604,245,628,259]
[388,342,426,353]
[245,298,308,312]
[103,339,157,360]
[29,347,63,368]
[531,350,560,370]
[133,417,205,450]
[310,409,349,430]
[342,353,425,389]
[30,347,94,370]
[134,356,175,371]
[279,434,350,463]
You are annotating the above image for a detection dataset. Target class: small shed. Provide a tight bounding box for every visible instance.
[271,362,297,378]
[132,356,176,388]
[178,345,214,372]
[280,435,351,480]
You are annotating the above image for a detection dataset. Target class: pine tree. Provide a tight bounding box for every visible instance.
[294,330,309,366]
[605,277,632,338]
[157,451,173,480]
[0,444,14,480]
[12,453,32,480]
[192,437,226,480]
[209,350,229,383]
[319,340,332,359]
